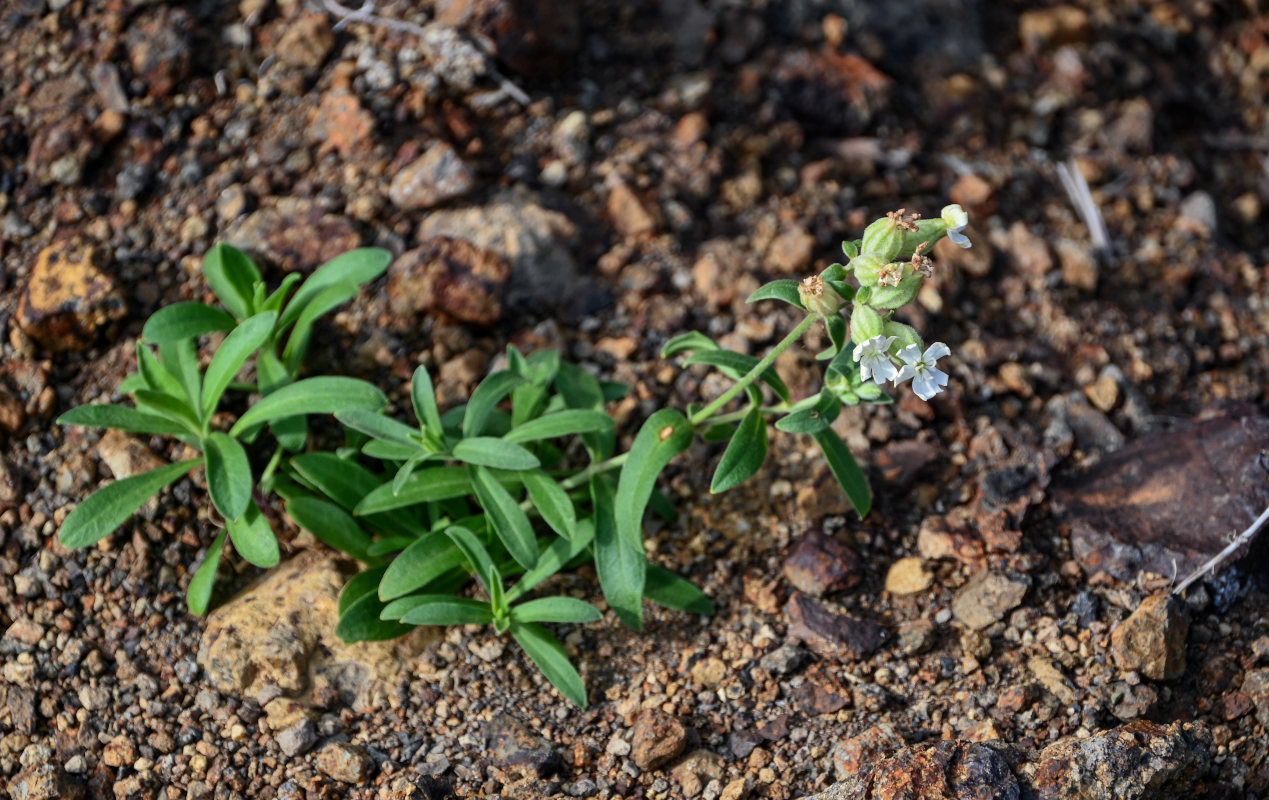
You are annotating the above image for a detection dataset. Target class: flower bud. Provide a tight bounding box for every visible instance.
[798,275,844,318]
[860,217,904,262]
[849,253,887,287]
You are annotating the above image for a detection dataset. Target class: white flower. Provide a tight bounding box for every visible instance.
[852,335,898,386]
[893,342,951,400]
[941,204,971,249]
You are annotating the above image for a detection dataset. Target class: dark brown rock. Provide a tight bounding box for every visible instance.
[773,49,891,134]
[17,241,126,352]
[1110,594,1189,681]
[1053,404,1269,580]
[1242,669,1269,728]
[791,678,850,716]
[784,592,887,661]
[389,143,475,210]
[874,440,941,489]
[486,713,561,777]
[387,238,509,326]
[224,198,362,274]
[25,112,95,186]
[1070,521,1142,582]
[1028,721,1210,799]
[316,742,375,784]
[436,0,582,79]
[807,739,1021,800]
[377,774,451,800]
[783,528,862,597]
[631,709,687,771]
[126,7,192,99]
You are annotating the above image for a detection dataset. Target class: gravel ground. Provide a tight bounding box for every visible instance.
[1,1,1268,798]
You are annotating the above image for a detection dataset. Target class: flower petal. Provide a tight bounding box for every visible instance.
[948,229,971,248]
[924,342,951,362]
[896,344,923,366]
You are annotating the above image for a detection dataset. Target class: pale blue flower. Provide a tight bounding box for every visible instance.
[941,204,971,249]
[894,342,950,400]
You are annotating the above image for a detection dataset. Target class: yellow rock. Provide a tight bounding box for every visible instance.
[17,242,126,351]
[884,557,933,595]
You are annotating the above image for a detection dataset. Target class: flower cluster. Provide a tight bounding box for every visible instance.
[800,203,970,403]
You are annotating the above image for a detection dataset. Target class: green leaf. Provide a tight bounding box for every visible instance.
[850,303,884,342]
[336,409,422,447]
[811,428,872,517]
[365,536,416,557]
[204,433,253,521]
[338,566,385,615]
[133,389,201,434]
[136,344,183,400]
[521,470,576,540]
[142,302,237,344]
[403,367,441,438]
[503,409,614,444]
[854,382,893,403]
[745,279,806,309]
[361,439,422,460]
[187,530,226,616]
[470,466,538,570]
[823,263,848,281]
[282,281,358,371]
[823,313,848,359]
[203,243,261,320]
[226,501,279,567]
[512,596,602,624]
[355,467,474,515]
[280,248,392,330]
[335,590,414,642]
[443,525,500,584]
[58,404,190,437]
[399,596,495,626]
[452,437,540,470]
[117,373,148,395]
[230,377,387,436]
[511,621,588,707]
[255,347,307,451]
[841,239,860,259]
[592,475,644,630]
[290,452,387,512]
[202,311,277,417]
[882,320,923,354]
[378,530,466,600]
[158,338,201,413]
[710,406,768,493]
[600,380,630,403]
[59,459,202,548]
[506,519,595,602]
[553,362,613,459]
[645,563,715,615]
[463,370,525,437]
[261,272,302,314]
[287,496,374,562]
[660,331,719,359]
[775,391,842,434]
[682,351,791,403]
[615,409,692,550]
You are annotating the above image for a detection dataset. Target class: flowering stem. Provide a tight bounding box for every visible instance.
[688,315,816,427]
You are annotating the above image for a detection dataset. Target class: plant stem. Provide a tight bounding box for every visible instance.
[688,315,816,426]
[559,452,629,490]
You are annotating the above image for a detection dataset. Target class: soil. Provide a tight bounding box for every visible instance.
[2,1,1269,799]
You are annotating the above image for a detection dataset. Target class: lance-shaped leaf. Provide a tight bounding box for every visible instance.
[553,362,613,459]
[593,475,644,630]
[506,519,595,602]
[338,566,385,615]
[60,459,202,549]
[682,350,791,403]
[133,389,201,434]
[378,529,465,600]
[463,370,525,437]
[811,427,871,517]
[204,433,253,521]
[142,302,238,344]
[255,347,307,451]
[645,563,715,615]
[452,437,540,470]
[512,596,602,624]
[335,590,414,643]
[282,282,359,371]
[187,530,226,616]
[203,243,261,320]
[159,338,201,412]
[411,363,445,437]
[201,311,277,417]
[288,453,418,538]
[336,409,421,447]
[230,377,387,436]
[503,409,614,444]
[660,330,718,359]
[615,409,692,550]
[58,404,189,437]
[710,405,768,493]
[136,344,184,399]
[511,621,588,707]
[287,496,374,563]
[443,525,499,582]
[470,466,538,569]
[226,501,279,567]
[355,466,474,515]
[280,248,392,329]
[775,391,842,434]
[745,279,806,309]
[521,469,576,540]
[399,596,495,626]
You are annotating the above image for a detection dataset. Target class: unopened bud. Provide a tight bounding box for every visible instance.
[798,275,844,317]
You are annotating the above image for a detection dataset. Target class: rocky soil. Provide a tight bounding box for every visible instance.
[2,0,1269,799]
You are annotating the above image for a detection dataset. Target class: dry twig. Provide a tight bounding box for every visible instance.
[1172,502,1269,596]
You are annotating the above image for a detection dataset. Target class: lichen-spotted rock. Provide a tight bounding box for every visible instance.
[197,549,439,710]
[17,242,126,351]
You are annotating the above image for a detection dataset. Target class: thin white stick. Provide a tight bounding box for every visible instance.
[1173,502,1269,596]
[1057,159,1113,260]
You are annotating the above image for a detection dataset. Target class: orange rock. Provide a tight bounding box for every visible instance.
[17,242,126,352]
